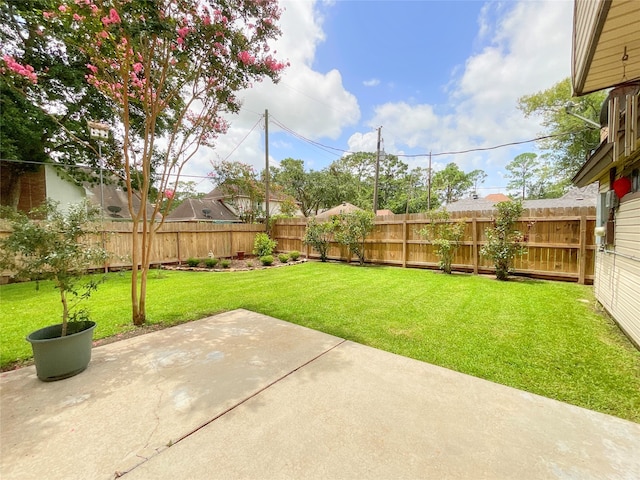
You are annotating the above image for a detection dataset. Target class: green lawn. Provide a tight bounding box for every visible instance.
[1,262,639,422]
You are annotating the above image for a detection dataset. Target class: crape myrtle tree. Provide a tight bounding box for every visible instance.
[3,0,287,325]
[0,0,117,209]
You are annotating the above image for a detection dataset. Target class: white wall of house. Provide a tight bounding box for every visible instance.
[594,194,640,347]
[44,165,86,212]
[224,196,302,218]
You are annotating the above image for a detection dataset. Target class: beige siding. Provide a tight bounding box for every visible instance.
[573,0,604,92]
[594,196,640,347]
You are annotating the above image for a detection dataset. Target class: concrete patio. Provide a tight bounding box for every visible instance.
[1,309,639,479]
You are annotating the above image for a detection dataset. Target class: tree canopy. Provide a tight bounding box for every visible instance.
[518,77,606,185]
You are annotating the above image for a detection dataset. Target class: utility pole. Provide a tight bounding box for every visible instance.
[373,126,381,213]
[264,109,270,232]
[427,151,432,211]
[88,120,110,273]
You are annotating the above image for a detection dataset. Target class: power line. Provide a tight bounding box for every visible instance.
[218,116,263,162]
[265,117,589,159]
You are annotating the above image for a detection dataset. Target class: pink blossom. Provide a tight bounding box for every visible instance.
[86,63,98,74]
[133,62,143,73]
[109,8,121,24]
[99,30,108,38]
[43,11,54,19]
[73,13,84,21]
[164,190,174,199]
[203,15,211,25]
[177,26,190,38]
[176,37,184,46]
[3,55,38,84]
[90,4,98,15]
[238,51,255,65]
[58,5,68,13]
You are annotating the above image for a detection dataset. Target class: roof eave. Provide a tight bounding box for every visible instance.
[572,141,613,187]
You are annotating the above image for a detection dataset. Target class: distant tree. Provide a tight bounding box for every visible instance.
[468,169,487,196]
[377,154,408,211]
[432,163,476,205]
[271,158,326,217]
[159,181,204,213]
[505,153,538,200]
[526,156,570,199]
[210,161,265,223]
[518,77,606,183]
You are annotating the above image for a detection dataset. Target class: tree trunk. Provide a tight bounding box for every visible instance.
[60,288,69,336]
[0,165,22,209]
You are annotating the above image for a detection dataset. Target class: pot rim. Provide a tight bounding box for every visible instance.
[26,321,96,344]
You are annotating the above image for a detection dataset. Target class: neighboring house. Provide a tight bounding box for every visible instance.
[445,186,598,213]
[4,163,159,220]
[204,186,302,221]
[315,202,364,219]
[571,0,640,347]
[165,197,240,223]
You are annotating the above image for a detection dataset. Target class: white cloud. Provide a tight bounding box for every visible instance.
[182,0,360,191]
[363,78,380,87]
[350,0,573,187]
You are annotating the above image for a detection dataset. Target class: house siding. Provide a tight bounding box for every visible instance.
[572,0,604,92]
[594,195,640,347]
[44,165,85,213]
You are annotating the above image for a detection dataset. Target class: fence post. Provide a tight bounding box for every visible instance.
[578,214,587,284]
[402,217,407,268]
[472,217,479,275]
[176,231,181,265]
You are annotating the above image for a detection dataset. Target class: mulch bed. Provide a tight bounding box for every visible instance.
[162,257,307,272]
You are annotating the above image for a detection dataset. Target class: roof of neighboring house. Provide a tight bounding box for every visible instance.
[204,186,291,202]
[315,202,364,219]
[165,198,240,222]
[84,182,160,220]
[376,209,394,216]
[484,193,511,202]
[446,186,598,213]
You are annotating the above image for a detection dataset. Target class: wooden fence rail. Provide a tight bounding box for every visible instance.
[272,206,597,284]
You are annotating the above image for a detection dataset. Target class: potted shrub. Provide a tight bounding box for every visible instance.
[0,201,108,381]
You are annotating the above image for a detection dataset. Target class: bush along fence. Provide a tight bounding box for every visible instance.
[272,206,597,284]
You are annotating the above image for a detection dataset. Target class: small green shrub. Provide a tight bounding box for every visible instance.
[205,258,219,268]
[220,259,231,268]
[303,219,334,262]
[278,253,290,263]
[245,261,254,268]
[253,233,277,257]
[289,250,300,261]
[481,201,527,281]
[186,258,200,267]
[260,255,274,266]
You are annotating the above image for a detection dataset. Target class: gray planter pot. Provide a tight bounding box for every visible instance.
[26,321,96,382]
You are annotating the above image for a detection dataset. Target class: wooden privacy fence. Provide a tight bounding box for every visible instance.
[272,206,597,284]
[98,221,265,268]
[0,220,264,276]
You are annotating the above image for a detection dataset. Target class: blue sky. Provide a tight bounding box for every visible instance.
[185,0,575,196]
